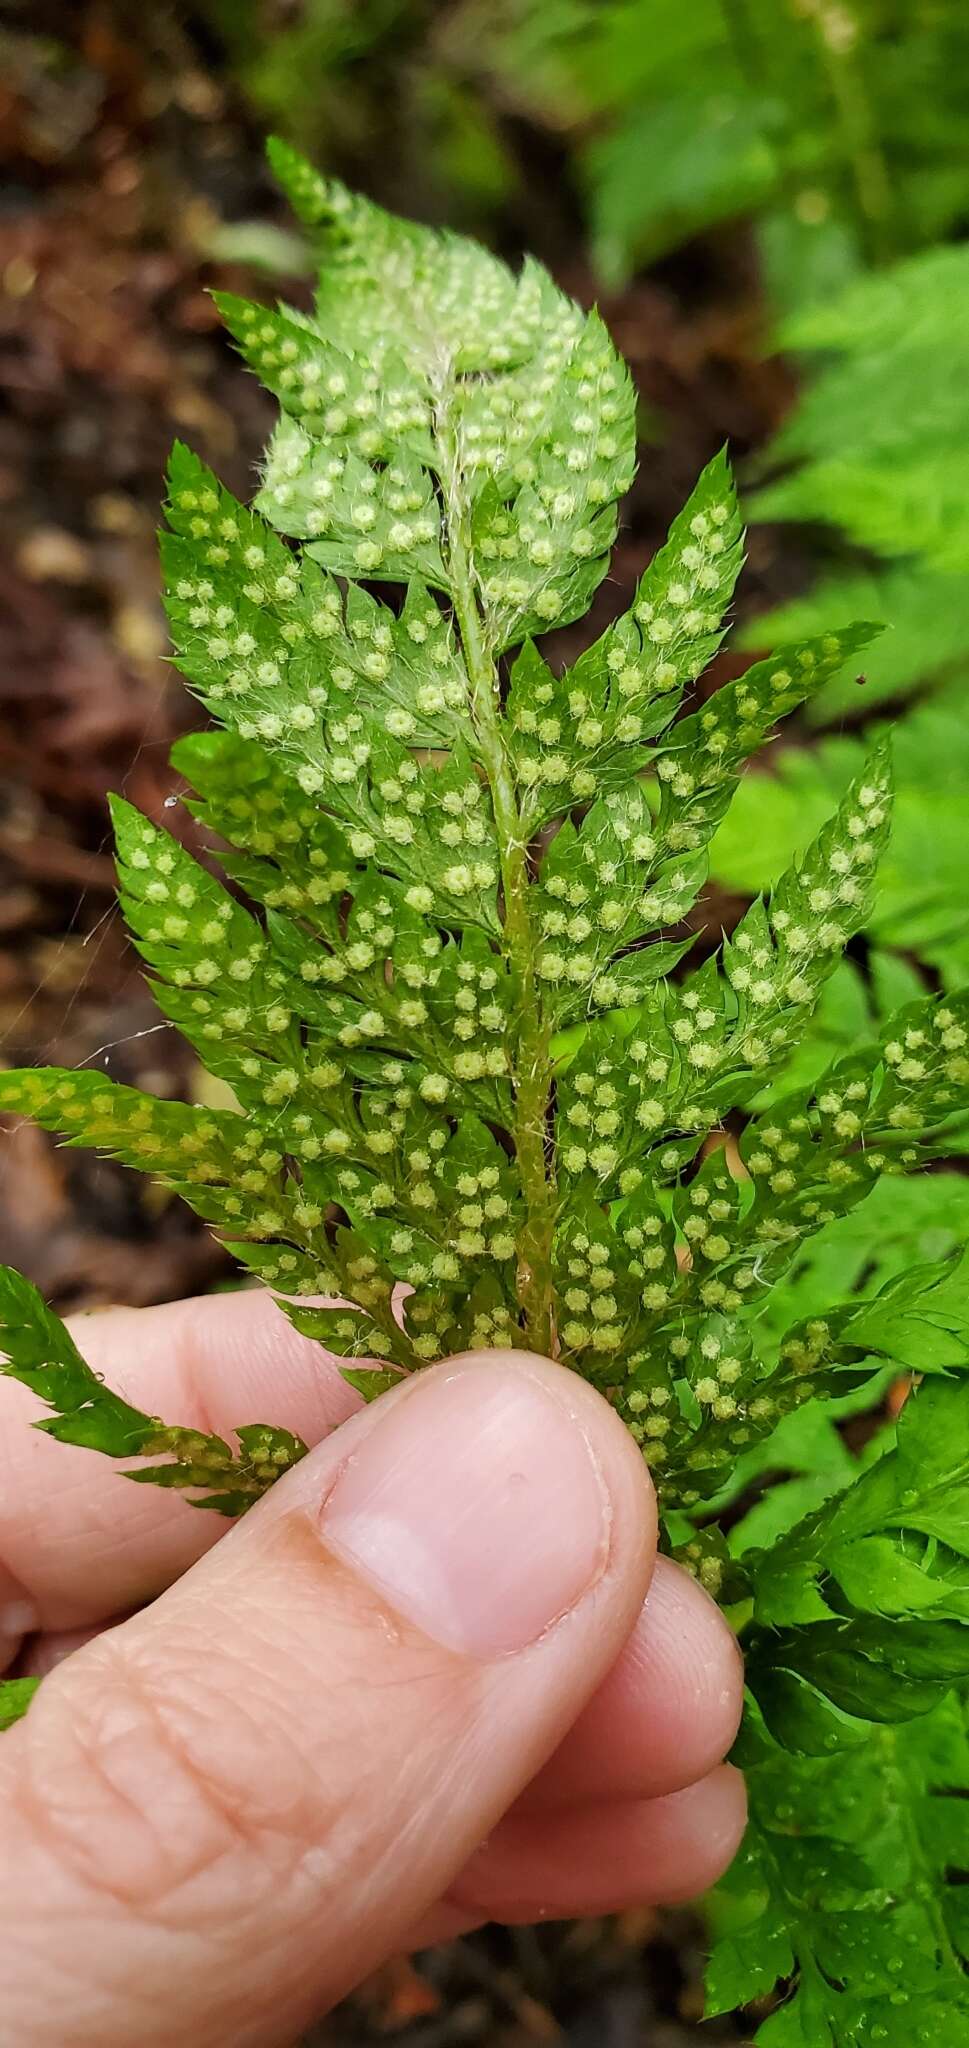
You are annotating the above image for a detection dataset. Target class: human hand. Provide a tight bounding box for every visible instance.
[0,1291,745,2047]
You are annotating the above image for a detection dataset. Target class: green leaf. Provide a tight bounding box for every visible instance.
[755,1171,969,1364]
[0,1267,308,1516]
[708,1693,969,2041]
[843,1251,969,1372]
[710,682,969,987]
[506,447,744,829]
[0,1678,40,1733]
[740,1377,969,1757]
[739,561,969,723]
[586,90,778,284]
[752,245,969,574]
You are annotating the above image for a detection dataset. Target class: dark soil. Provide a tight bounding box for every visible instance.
[0,9,795,2039]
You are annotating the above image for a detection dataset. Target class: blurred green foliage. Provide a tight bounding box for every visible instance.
[712,677,969,988]
[744,246,969,715]
[559,0,969,306]
[197,3,969,308]
[195,1,520,231]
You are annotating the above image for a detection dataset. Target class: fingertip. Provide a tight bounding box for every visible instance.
[621,1557,745,1782]
[650,1763,748,1902]
[449,1763,748,1923]
[527,1555,744,1806]
[75,1287,363,1442]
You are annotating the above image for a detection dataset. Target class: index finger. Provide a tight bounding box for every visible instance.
[0,1289,360,1659]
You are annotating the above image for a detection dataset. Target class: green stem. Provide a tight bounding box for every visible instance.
[433,369,557,1355]
[810,3,894,263]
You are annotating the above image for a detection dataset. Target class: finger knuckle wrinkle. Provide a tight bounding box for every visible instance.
[15,1641,314,1917]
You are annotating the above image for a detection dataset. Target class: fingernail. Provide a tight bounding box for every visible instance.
[0,1598,39,1641]
[320,1359,610,1657]
[0,1557,38,1645]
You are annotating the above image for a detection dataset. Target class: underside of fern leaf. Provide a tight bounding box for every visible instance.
[4,138,969,2032]
[1,141,967,1490]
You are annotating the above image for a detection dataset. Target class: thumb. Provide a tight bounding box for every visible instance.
[0,1349,655,2048]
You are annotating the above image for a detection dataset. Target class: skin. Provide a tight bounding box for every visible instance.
[0,1290,745,2048]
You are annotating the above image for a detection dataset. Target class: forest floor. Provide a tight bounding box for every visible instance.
[0,12,804,2042]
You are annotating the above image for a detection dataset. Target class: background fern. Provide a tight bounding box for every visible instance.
[744,244,969,719]
[193,1,969,317]
[711,680,969,990]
